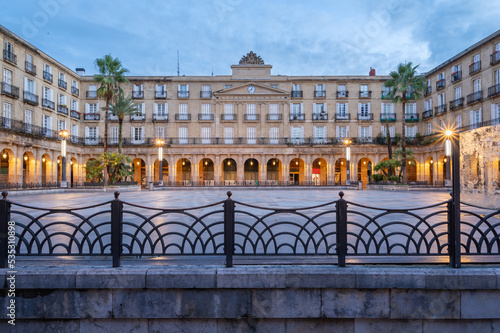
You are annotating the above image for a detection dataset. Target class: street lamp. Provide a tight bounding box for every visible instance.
[155,139,164,186]
[444,130,452,186]
[59,129,69,188]
[344,139,351,185]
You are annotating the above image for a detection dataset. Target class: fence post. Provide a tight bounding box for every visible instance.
[223,191,235,267]
[336,191,347,267]
[449,134,461,268]
[111,191,123,268]
[0,191,11,268]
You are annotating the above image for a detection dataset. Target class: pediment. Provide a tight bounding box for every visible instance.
[214,82,288,96]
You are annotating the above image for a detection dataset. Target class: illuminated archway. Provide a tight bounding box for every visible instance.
[312,158,327,185]
[222,158,237,184]
[266,158,282,184]
[289,158,304,184]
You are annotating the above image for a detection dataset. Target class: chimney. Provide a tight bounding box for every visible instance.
[369,67,376,76]
[76,68,85,75]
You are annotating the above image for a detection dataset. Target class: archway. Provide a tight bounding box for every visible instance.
[266,158,282,184]
[56,155,62,182]
[22,151,35,184]
[0,149,14,183]
[154,158,169,183]
[406,158,417,183]
[70,157,77,186]
[335,158,347,185]
[312,158,327,185]
[41,154,52,184]
[132,158,146,185]
[289,158,304,185]
[222,158,237,185]
[438,154,449,185]
[199,158,214,185]
[244,158,259,184]
[176,158,192,184]
[425,156,434,184]
[357,158,372,188]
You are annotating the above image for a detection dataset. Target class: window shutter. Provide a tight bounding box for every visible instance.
[478,107,482,122]
[470,110,474,124]
[358,126,361,138]
[345,103,349,114]
[358,103,361,113]
[96,127,99,138]
[96,103,100,112]
[414,126,418,135]
[369,126,372,138]
[313,103,316,113]
[142,103,145,115]
[300,127,304,140]
[381,125,386,136]
[323,103,327,113]
[336,126,340,138]
[165,103,169,115]
[85,103,89,113]
[177,84,180,91]
[154,103,158,114]
[346,126,350,137]
[131,126,135,142]
[24,77,28,90]
[186,84,189,91]
[492,104,497,122]
[368,103,371,114]
[300,103,304,113]
[323,126,327,138]
[336,103,339,112]
[141,126,145,141]
[85,127,89,141]
[381,103,385,113]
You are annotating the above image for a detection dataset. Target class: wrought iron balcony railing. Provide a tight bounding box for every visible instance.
[424,87,432,97]
[71,86,79,96]
[155,91,167,98]
[488,84,500,98]
[435,105,447,115]
[198,113,215,121]
[491,52,500,66]
[130,114,145,121]
[451,71,462,83]
[221,114,237,121]
[132,90,144,99]
[405,113,419,122]
[86,91,97,98]
[42,98,55,110]
[153,113,168,122]
[23,91,38,106]
[337,91,349,98]
[312,113,328,121]
[291,90,303,98]
[359,91,372,98]
[177,91,189,98]
[175,113,191,121]
[335,113,350,121]
[43,71,53,82]
[57,105,68,115]
[70,110,81,120]
[25,62,36,76]
[449,97,464,110]
[200,91,212,98]
[467,91,483,104]
[436,79,445,90]
[1,82,19,99]
[314,90,326,98]
[84,113,100,121]
[58,79,67,90]
[289,114,305,121]
[469,61,481,75]
[244,114,260,121]
[380,113,396,122]
[422,109,433,119]
[357,113,373,121]
[266,113,282,121]
[3,50,17,65]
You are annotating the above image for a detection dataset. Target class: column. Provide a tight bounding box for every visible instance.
[34,148,41,184]
[51,150,57,183]
[328,155,334,184]
[260,154,266,184]
[215,155,221,184]
[193,154,199,185]
[237,154,244,184]
[306,154,312,184]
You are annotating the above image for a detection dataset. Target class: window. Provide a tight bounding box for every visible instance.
[247,104,257,120]
[130,126,144,143]
[424,98,433,111]
[179,103,189,120]
[473,54,480,63]
[201,104,211,119]
[437,71,445,81]
[59,72,65,81]
[178,84,189,98]
[224,127,233,144]
[496,69,500,85]
[88,103,98,113]
[224,84,232,89]
[71,100,78,111]
[85,126,98,144]
[270,127,279,144]
[292,84,301,91]
[382,85,392,98]
[156,126,165,139]
[336,103,348,118]
[201,85,211,98]
[178,127,187,144]
[43,86,53,101]
[336,126,349,139]
[4,41,14,62]
[269,104,279,120]
[451,64,461,73]
[492,104,500,125]
[473,78,481,93]
[58,93,67,106]
[202,127,211,144]
[110,127,118,144]
[58,120,67,132]
[43,64,52,81]
[381,125,395,138]
[247,127,256,144]
[156,84,167,97]
[358,103,370,118]
[71,124,78,142]
[291,103,303,116]
[25,78,36,93]
[455,87,462,99]
[313,126,326,143]
[470,109,482,129]
[456,114,462,128]
[154,103,168,119]
[3,102,11,128]
[43,115,52,137]
[359,126,372,141]
[72,80,78,89]
[315,84,325,97]
[224,104,234,120]
[405,125,417,138]
[427,123,432,135]
[3,69,12,92]
[438,93,445,106]
[26,54,34,70]
[290,126,304,144]
[338,84,347,97]
[360,84,369,97]
[382,103,394,114]
[25,110,32,133]
[405,103,417,115]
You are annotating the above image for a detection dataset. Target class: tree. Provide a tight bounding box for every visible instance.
[94,55,129,184]
[85,152,133,184]
[108,92,139,153]
[383,62,426,183]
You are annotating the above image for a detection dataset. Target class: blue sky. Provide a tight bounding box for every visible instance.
[1,0,499,77]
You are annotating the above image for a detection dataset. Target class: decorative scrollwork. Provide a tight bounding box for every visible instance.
[239,51,264,65]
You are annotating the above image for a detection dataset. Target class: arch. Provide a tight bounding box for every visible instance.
[41,153,53,184]
[56,155,63,182]
[357,157,373,188]
[266,157,282,184]
[335,158,348,185]
[425,156,434,184]
[132,158,146,185]
[70,157,78,186]
[406,157,417,183]
[221,158,237,185]
[154,158,169,183]
[437,154,450,185]
[0,148,15,183]
[312,158,327,185]
[176,158,192,184]
[199,158,214,185]
[244,158,259,184]
[289,158,304,185]
[22,151,35,184]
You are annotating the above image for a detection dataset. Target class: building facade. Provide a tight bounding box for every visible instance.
[1,25,499,187]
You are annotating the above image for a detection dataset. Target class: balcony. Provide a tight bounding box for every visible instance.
[58,79,67,90]
[337,91,349,98]
[467,91,483,105]
[86,91,97,98]
[23,91,38,106]
[435,105,447,115]
[312,113,328,121]
[436,79,445,90]
[357,113,373,121]
[155,90,167,98]
[198,113,215,121]
[84,113,100,121]
[3,50,17,65]
[43,71,53,82]
[289,114,305,122]
[42,98,55,110]
[449,97,464,111]
[380,113,396,123]
[469,61,481,75]
[200,91,212,98]
[1,82,19,99]
[175,113,191,121]
[451,71,462,83]
[335,113,350,121]
[491,52,500,66]
[71,86,79,97]
[405,113,419,123]
[314,90,326,98]
[381,90,392,99]
[70,110,81,120]
[359,91,372,98]
[132,90,144,99]
[221,114,237,121]
[130,114,145,121]
[424,87,432,97]
[488,84,500,98]
[177,91,189,98]
[153,113,168,122]
[57,105,68,115]
[291,90,303,98]
[108,114,118,121]
[244,114,260,121]
[266,114,282,121]
[422,109,433,119]
[25,62,36,76]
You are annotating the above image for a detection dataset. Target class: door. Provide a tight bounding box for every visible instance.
[3,69,12,94]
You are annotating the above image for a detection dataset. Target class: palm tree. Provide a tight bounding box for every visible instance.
[108,93,139,153]
[384,62,426,183]
[94,54,129,184]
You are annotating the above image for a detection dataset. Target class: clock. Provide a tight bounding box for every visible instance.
[247,85,256,94]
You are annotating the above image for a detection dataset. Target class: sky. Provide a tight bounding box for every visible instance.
[1,0,499,77]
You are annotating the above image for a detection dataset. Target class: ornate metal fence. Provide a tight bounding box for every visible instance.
[0,191,498,268]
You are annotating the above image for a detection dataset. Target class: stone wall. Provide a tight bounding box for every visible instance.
[1,265,500,332]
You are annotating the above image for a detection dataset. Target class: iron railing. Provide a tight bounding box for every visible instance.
[449,98,464,110]
[70,110,81,120]
[23,91,38,105]
[405,113,419,122]
[155,91,167,98]
[84,113,100,121]
[58,79,67,89]
[357,113,373,121]
[71,86,79,96]
[266,114,282,121]
[314,90,326,98]
[467,91,483,104]
[422,109,433,119]
[424,87,431,97]
[488,84,500,98]
[25,61,36,76]
[221,114,237,121]
[469,61,481,75]
[289,114,305,121]
[198,113,215,121]
[43,71,53,82]
[200,91,212,98]
[132,90,144,99]
[243,114,260,121]
[312,113,328,121]
[337,91,349,98]
[42,99,55,110]
[86,91,97,98]
[451,71,462,83]
[175,113,191,121]
[177,91,189,98]
[1,191,498,268]
[0,82,19,99]
[436,79,445,90]
[57,105,69,115]
[359,91,372,98]
[153,113,168,122]
[435,105,447,115]
[380,113,396,122]
[335,113,350,121]
[491,52,500,65]
[291,90,303,98]
[3,50,17,65]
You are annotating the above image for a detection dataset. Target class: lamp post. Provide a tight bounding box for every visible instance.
[59,129,69,188]
[156,139,164,186]
[445,129,461,268]
[344,139,351,185]
[445,133,452,186]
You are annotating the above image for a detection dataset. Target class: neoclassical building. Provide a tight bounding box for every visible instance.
[1,25,499,187]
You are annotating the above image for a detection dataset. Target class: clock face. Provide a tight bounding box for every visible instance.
[248,85,256,93]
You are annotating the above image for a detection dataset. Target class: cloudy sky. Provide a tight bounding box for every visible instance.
[1,0,499,77]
